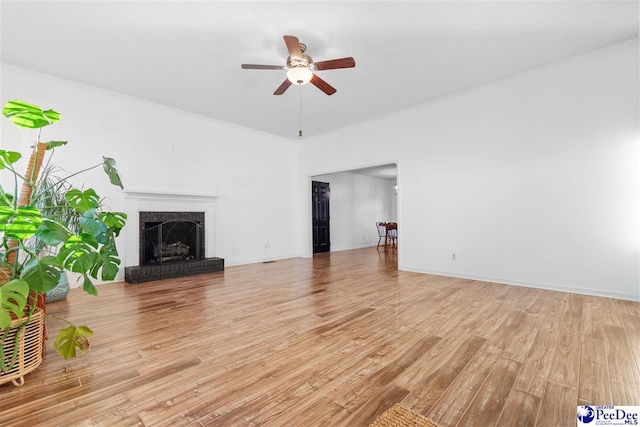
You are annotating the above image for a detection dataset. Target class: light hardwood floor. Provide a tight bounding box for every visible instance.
[1,248,639,426]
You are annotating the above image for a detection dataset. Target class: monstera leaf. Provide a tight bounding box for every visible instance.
[102,157,123,189]
[57,233,99,274]
[82,274,98,296]
[37,218,72,246]
[0,206,12,224]
[65,189,100,213]
[0,206,43,239]
[90,241,121,281]
[99,212,127,232]
[0,279,29,328]
[54,324,94,359]
[0,192,14,207]
[0,150,21,170]
[80,209,107,238]
[2,100,60,129]
[20,256,62,293]
[44,141,68,150]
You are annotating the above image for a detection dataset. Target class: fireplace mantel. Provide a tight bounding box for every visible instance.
[123,188,218,201]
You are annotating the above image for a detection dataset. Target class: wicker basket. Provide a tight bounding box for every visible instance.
[0,308,45,387]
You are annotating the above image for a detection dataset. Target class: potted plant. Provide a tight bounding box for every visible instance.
[0,100,127,386]
[34,164,85,303]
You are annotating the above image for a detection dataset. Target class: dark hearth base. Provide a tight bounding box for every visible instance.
[124,257,224,284]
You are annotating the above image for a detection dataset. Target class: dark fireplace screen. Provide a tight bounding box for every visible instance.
[140,212,205,265]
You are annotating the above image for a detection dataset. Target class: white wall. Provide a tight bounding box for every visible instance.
[3,39,637,301]
[312,172,396,251]
[1,64,300,281]
[299,39,639,301]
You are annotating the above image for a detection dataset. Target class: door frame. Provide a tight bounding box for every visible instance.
[305,160,400,258]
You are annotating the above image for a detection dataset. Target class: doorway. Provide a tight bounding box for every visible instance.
[312,180,330,254]
[309,163,397,255]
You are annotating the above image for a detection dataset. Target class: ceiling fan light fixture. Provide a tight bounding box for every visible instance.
[287,67,313,85]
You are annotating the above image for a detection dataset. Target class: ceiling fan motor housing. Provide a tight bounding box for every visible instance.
[287,53,313,70]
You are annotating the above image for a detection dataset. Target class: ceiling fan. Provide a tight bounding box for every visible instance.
[242,35,356,96]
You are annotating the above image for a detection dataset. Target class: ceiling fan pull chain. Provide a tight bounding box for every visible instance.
[299,86,303,138]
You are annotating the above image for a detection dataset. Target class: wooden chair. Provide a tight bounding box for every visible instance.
[376,222,387,247]
[386,222,397,248]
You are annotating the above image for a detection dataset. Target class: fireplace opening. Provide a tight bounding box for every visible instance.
[143,220,202,265]
[139,212,205,266]
[126,210,223,284]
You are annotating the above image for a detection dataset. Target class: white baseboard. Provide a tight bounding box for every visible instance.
[399,266,640,302]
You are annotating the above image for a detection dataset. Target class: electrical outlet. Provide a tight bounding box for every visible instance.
[265,243,270,250]
[451,253,456,261]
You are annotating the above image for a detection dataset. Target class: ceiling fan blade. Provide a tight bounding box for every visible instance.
[242,64,284,70]
[274,79,292,95]
[283,35,302,59]
[314,57,356,71]
[310,74,337,96]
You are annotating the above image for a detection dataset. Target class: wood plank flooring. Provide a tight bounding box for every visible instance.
[1,248,638,426]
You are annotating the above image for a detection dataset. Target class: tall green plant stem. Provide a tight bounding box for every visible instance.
[0,143,47,283]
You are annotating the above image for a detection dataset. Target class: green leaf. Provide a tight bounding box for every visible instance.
[20,256,62,293]
[0,206,13,224]
[99,211,127,229]
[102,157,124,189]
[65,189,99,213]
[90,241,121,281]
[73,252,97,274]
[0,206,43,239]
[80,209,107,238]
[98,212,127,244]
[54,324,93,359]
[37,218,72,246]
[0,192,14,207]
[0,150,22,170]
[0,279,29,328]
[82,274,98,296]
[2,100,61,129]
[57,233,99,274]
[44,141,68,150]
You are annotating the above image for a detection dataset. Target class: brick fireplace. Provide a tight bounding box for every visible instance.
[123,189,223,284]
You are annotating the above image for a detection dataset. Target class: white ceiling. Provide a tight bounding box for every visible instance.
[349,164,398,182]
[1,1,638,140]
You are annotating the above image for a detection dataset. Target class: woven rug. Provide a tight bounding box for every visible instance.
[368,403,441,427]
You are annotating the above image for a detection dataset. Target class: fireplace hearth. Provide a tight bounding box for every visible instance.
[124,211,223,284]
